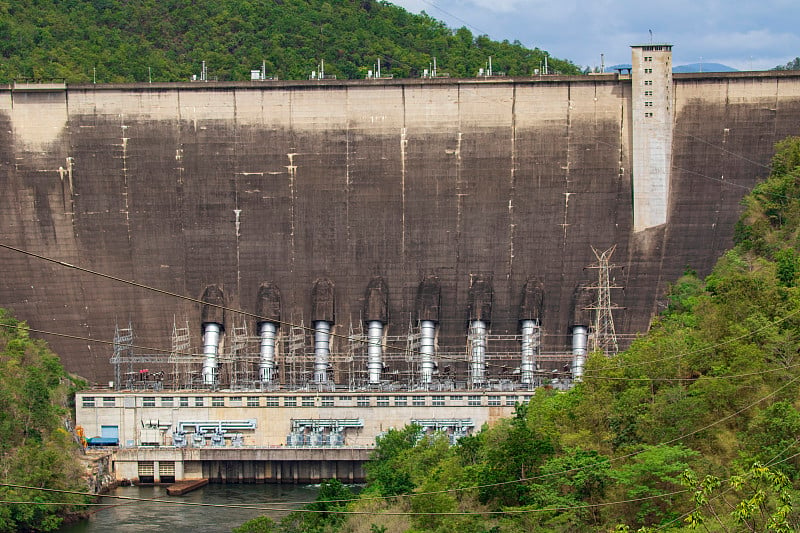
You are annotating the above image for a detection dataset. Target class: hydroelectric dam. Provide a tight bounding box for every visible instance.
[2,46,800,388]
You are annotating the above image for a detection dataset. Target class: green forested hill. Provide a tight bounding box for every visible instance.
[0,0,579,83]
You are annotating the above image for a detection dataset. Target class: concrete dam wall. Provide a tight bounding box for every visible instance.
[1,71,800,383]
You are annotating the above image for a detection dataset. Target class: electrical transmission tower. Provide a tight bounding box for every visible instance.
[585,245,624,355]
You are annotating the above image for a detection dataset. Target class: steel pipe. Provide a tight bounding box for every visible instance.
[420,320,436,384]
[314,320,332,383]
[571,325,588,381]
[520,319,538,384]
[202,322,221,386]
[470,320,487,385]
[367,320,384,385]
[258,321,278,383]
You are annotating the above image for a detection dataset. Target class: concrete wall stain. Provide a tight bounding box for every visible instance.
[0,73,799,381]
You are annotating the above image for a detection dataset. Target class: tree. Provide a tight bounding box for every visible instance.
[0,309,88,532]
[774,57,800,71]
[682,464,796,532]
[364,425,420,496]
[232,516,277,533]
[610,445,698,528]
[0,0,580,82]
[280,479,354,533]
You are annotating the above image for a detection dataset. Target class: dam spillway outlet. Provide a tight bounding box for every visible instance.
[258,321,278,383]
[202,322,222,386]
[571,325,588,381]
[420,320,436,386]
[367,320,384,385]
[313,321,332,384]
[520,319,540,385]
[470,320,487,385]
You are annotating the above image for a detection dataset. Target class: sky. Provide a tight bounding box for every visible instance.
[389,0,800,71]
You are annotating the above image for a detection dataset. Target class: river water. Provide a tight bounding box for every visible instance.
[59,484,320,532]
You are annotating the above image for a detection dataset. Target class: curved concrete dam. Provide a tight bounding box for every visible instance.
[1,66,799,383]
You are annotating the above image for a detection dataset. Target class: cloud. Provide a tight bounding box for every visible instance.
[388,0,800,71]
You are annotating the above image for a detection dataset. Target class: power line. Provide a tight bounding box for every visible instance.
[2,319,793,384]
[0,481,690,516]
[582,302,800,375]
[0,242,555,374]
[7,366,793,513]
[2,321,797,515]
[415,0,491,37]
[676,131,772,171]
[655,437,800,531]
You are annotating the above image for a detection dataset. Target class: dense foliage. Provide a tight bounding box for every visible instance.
[0,309,88,532]
[235,136,800,531]
[0,0,579,83]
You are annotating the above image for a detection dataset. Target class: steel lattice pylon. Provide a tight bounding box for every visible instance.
[585,245,624,355]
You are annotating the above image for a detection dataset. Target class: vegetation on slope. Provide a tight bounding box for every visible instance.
[0,0,579,83]
[233,136,800,532]
[775,58,800,71]
[0,310,88,532]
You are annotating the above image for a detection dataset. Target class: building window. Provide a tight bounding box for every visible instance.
[431,396,445,406]
[229,396,242,406]
[283,397,297,407]
[211,397,224,407]
[488,397,501,406]
[194,397,205,407]
[339,396,351,402]
[357,397,371,407]
[449,395,463,402]
[644,90,653,96]
[161,397,174,407]
[645,80,653,86]
[82,397,95,408]
[412,397,426,407]
[179,397,189,407]
[247,397,260,407]
[506,395,518,406]
[321,396,334,407]
[644,101,653,107]
[644,56,652,61]
[644,68,652,74]
[265,397,279,407]
[302,396,315,407]
[468,395,482,406]
[142,397,156,407]
[377,397,390,407]
[645,112,654,117]
[102,397,115,407]
[394,396,407,407]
